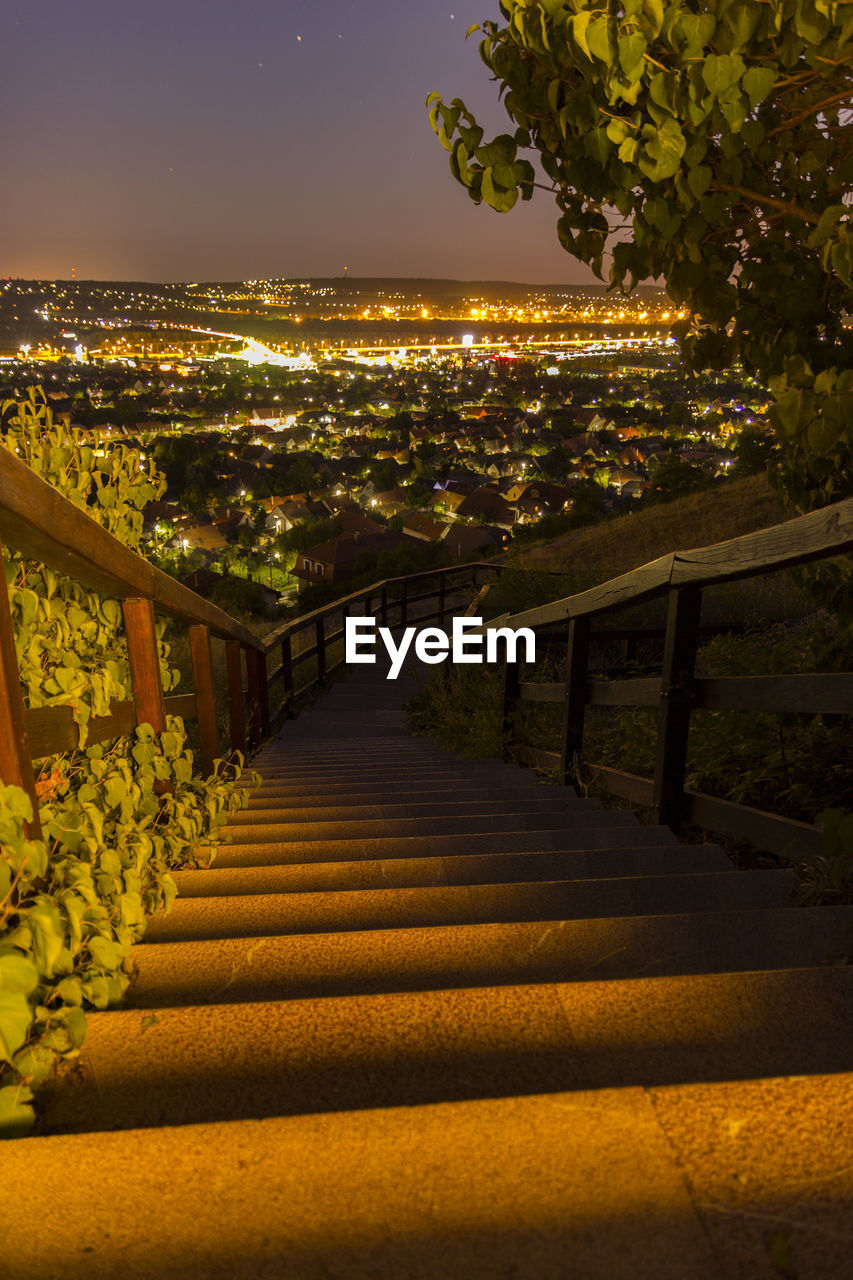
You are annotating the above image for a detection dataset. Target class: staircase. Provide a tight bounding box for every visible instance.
[4,661,853,1280]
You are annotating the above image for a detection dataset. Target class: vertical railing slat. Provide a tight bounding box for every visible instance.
[281,632,293,711]
[245,646,262,749]
[123,597,169,794]
[652,586,703,831]
[225,639,245,755]
[501,658,520,763]
[558,616,591,787]
[189,624,219,778]
[316,617,327,686]
[258,649,270,739]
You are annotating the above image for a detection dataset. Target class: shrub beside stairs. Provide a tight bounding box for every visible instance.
[3,660,853,1280]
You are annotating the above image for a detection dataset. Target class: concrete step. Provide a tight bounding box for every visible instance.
[212,823,685,868]
[38,967,853,1135]
[126,906,853,1007]
[221,808,621,844]
[244,761,533,782]
[175,845,734,898]
[22,1075,853,1280]
[229,798,596,825]
[242,786,576,810]
[253,742,451,759]
[239,766,541,787]
[145,870,793,943]
[242,776,568,800]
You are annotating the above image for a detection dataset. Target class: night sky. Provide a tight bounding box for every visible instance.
[2,1,597,285]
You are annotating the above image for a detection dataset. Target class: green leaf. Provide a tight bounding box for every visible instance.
[687,165,712,199]
[587,16,613,63]
[674,12,716,56]
[570,11,592,58]
[807,205,847,250]
[0,1084,35,1138]
[15,589,39,627]
[0,992,33,1063]
[618,32,646,77]
[742,66,775,110]
[702,53,746,98]
[638,120,686,180]
[0,952,39,996]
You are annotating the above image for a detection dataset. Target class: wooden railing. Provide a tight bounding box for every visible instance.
[260,559,509,728]
[483,499,853,864]
[0,442,500,839]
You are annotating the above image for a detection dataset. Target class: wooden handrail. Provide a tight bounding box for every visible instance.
[0,445,261,649]
[261,559,506,652]
[0,440,495,781]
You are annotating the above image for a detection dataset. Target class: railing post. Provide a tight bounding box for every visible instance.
[438,573,446,624]
[0,537,42,839]
[400,580,408,628]
[501,658,520,763]
[225,639,246,755]
[316,616,327,685]
[258,649,270,739]
[558,616,591,787]
[245,645,262,749]
[189,624,219,778]
[652,586,702,831]
[123,598,169,794]
[281,632,293,710]
[380,586,388,627]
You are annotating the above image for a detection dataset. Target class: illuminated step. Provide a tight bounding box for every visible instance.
[125,906,853,1008]
[211,820,675,867]
[36,970,853,1137]
[145,870,792,944]
[241,783,568,805]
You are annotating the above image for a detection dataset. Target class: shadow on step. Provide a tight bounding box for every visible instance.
[38,967,853,1136]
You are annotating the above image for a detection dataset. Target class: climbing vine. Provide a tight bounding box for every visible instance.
[0,390,251,1137]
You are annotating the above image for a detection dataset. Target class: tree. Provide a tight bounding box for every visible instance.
[428,0,853,517]
[648,450,712,502]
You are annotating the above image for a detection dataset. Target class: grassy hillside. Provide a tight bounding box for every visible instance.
[500,474,812,625]
[513,474,786,576]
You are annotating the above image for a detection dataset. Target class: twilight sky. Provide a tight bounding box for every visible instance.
[1,0,597,285]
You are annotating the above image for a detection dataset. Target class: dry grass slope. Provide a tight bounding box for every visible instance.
[504,475,811,625]
[511,474,787,578]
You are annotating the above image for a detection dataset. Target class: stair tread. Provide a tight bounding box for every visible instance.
[172,848,737,897]
[11,1080,812,1280]
[242,787,577,810]
[211,824,683,867]
[146,870,793,943]
[38,967,853,1136]
[126,906,853,1006]
[222,810,639,843]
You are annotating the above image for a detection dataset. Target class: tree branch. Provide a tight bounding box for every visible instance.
[765,86,853,138]
[709,182,821,226]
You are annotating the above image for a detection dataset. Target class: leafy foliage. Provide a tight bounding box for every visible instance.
[429,0,853,517]
[0,390,251,1136]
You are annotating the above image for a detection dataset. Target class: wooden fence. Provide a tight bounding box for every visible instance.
[487,499,853,864]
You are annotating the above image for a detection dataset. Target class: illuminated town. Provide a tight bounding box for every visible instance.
[0,276,771,618]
